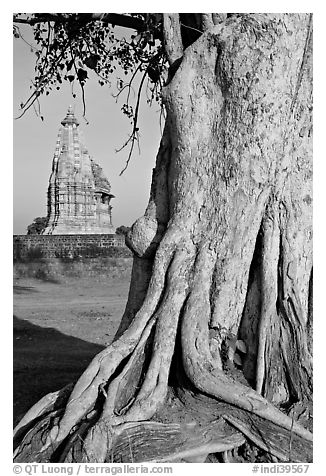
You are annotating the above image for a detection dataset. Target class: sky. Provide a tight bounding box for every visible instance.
[13,23,162,234]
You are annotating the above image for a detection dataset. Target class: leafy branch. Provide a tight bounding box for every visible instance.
[13,13,168,172]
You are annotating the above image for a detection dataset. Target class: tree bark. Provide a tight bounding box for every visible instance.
[14,13,313,463]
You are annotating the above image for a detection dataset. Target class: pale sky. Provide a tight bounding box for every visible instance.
[13,23,162,234]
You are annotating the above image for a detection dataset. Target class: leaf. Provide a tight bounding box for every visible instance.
[233,353,242,367]
[77,68,88,83]
[227,346,235,362]
[84,55,100,70]
[147,66,160,83]
[236,340,247,354]
[67,75,75,83]
[66,60,74,72]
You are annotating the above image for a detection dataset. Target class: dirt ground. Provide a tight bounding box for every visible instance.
[13,270,131,426]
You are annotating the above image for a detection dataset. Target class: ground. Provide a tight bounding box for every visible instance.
[13,259,132,426]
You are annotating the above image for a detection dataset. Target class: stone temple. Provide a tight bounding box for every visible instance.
[43,107,115,235]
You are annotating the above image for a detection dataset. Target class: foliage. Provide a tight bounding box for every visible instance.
[115,225,130,236]
[26,217,48,235]
[13,14,168,170]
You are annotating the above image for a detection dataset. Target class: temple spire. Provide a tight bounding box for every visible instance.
[61,105,79,126]
[43,108,115,235]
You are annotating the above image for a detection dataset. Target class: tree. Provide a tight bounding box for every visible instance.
[13,13,313,463]
[115,225,131,236]
[26,217,48,235]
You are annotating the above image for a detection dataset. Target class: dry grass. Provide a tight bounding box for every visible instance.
[14,257,133,282]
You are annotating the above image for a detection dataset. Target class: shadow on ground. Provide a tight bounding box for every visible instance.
[13,315,105,426]
[13,285,39,295]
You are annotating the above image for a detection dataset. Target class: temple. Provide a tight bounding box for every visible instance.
[43,107,115,235]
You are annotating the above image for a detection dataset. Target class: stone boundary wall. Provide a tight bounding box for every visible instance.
[13,234,131,261]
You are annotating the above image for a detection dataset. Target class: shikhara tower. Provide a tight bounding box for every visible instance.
[43,107,115,235]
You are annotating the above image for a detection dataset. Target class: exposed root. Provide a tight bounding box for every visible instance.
[102,316,157,418]
[36,242,177,451]
[57,416,98,463]
[181,245,313,457]
[223,412,312,462]
[13,383,73,443]
[14,409,65,462]
[111,419,245,463]
[279,286,313,403]
[79,419,114,463]
[14,232,312,464]
[110,244,196,425]
[16,238,196,461]
[255,212,279,394]
[14,234,312,463]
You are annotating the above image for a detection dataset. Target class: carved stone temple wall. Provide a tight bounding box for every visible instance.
[43,107,115,235]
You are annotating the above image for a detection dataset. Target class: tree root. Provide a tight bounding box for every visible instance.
[181,245,313,459]
[73,245,197,463]
[14,241,313,463]
[36,241,179,452]
[13,383,74,445]
[111,420,245,463]
[223,412,312,462]
[14,409,65,462]
[256,211,279,394]
[109,245,196,426]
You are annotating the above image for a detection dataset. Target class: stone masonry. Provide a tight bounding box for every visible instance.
[43,106,115,235]
[13,234,130,261]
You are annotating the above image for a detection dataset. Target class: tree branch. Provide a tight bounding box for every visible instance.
[13,13,147,32]
[118,68,148,176]
[162,14,183,65]
[91,14,146,31]
[201,13,214,31]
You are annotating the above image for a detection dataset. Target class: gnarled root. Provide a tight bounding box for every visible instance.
[181,245,312,461]
[14,240,312,464]
[112,419,245,463]
[14,238,199,462]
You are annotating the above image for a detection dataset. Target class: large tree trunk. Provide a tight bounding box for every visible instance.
[14,13,313,463]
